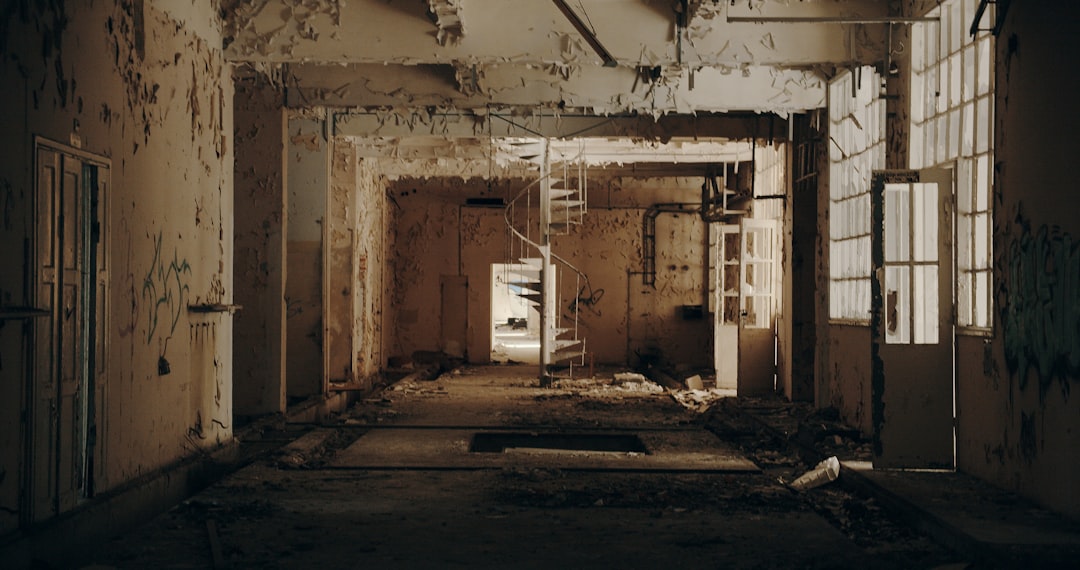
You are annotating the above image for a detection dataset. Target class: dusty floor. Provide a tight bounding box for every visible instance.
[86,366,964,569]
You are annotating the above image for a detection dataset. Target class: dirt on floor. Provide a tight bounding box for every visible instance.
[85,366,969,570]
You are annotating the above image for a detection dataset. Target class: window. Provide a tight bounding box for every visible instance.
[910,0,995,330]
[829,67,886,322]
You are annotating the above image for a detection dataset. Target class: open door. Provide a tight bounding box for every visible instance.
[871,169,955,469]
[714,219,778,394]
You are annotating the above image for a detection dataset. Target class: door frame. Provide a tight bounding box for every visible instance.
[27,136,110,524]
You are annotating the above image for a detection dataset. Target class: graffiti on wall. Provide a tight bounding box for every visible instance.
[999,213,1080,398]
[142,231,191,344]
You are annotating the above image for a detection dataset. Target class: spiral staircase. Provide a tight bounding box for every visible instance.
[502,139,590,385]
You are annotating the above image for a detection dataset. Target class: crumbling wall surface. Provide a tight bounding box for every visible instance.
[286,113,326,396]
[955,2,1080,519]
[353,157,389,382]
[327,137,356,382]
[390,188,460,359]
[234,70,286,416]
[558,209,710,368]
[0,0,234,509]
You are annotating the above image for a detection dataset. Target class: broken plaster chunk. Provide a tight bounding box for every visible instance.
[788,456,840,491]
[613,372,647,383]
[685,374,704,390]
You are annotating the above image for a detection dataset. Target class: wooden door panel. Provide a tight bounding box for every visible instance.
[871,169,955,469]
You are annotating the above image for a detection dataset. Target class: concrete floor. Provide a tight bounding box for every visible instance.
[86,366,963,569]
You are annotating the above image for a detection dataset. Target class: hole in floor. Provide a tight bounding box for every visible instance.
[469,432,648,454]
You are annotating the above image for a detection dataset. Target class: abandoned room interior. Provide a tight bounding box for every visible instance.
[2,0,1079,567]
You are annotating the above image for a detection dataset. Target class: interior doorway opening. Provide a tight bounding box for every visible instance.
[490,263,540,364]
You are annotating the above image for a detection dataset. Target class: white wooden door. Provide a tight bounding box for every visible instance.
[714,224,740,389]
[871,169,955,469]
[737,219,778,396]
[714,220,778,394]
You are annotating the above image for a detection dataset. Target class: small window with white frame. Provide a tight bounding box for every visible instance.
[910,0,995,331]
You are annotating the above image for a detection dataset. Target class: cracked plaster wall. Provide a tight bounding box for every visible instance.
[0,0,233,527]
[327,139,390,385]
[233,69,287,416]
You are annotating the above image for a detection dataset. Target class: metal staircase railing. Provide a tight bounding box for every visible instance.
[502,139,590,385]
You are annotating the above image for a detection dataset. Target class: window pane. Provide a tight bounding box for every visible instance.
[912,25,926,72]
[957,213,971,268]
[961,102,975,156]
[936,114,949,164]
[974,212,990,267]
[949,53,962,107]
[913,183,939,262]
[885,266,911,344]
[885,184,911,262]
[963,45,975,102]
[911,123,924,169]
[957,158,973,213]
[976,97,990,154]
[957,271,973,326]
[925,119,937,167]
[976,37,991,96]
[950,2,962,54]
[975,153,991,211]
[974,270,990,327]
[914,265,939,344]
[948,108,961,159]
[937,62,949,115]
[939,7,950,60]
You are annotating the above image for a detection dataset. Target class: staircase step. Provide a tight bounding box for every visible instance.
[551,338,583,350]
[548,188,576,200]
[508,281,542,292]
[518,257,544,268]
[517,292,542,304]
[550,349,586,364]
[550,199,585,210]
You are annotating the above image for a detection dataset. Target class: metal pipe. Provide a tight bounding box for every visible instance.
[726,16,939,24]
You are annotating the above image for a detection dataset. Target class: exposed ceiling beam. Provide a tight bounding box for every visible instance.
[334,111,788,142]
[285,62,825,115]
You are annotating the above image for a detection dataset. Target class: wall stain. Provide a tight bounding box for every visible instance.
[141,230,191,344]
[999,208,1080,400]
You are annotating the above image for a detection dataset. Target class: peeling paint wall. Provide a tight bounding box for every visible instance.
[954,2,1080,519]
[327,138,389,385]
[0,0,233,526]
[233,69,286,416]
[390,177,710,368]
[286,113,326,396]
[353,156,390,381]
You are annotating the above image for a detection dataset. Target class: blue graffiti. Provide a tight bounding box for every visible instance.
[141,231,191,344]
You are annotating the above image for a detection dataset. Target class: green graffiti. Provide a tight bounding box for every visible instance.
[1001,220,1080,398]
[141,231,191,344]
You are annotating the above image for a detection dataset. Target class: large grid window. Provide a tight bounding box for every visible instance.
[829,67,886,322]
[910,0,995,330]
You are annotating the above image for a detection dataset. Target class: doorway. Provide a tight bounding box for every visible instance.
[714,219,779,395]
[870,169,955,469]
[490,263,539,364]
[30,138,109,523]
